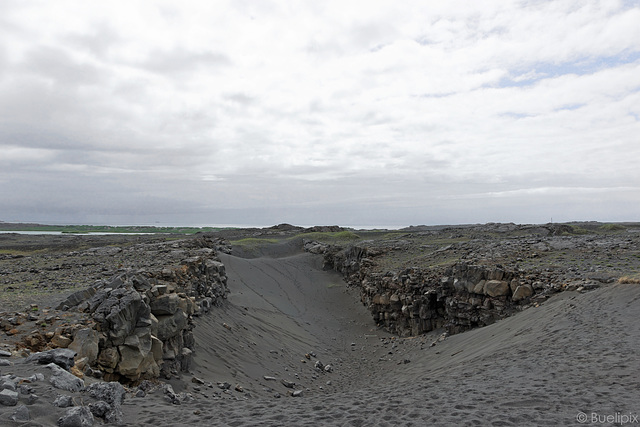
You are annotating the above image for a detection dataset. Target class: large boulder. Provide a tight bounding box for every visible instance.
[97,347,120,372]
[117,328,160,380]
[85,382,125,424]
[484,280,510,297]
[92,288,146,346]
[156,311,188,341]
[150,293,180,315]
[512,284,534,302]
[69,328,100,365]
[46,363,84,392]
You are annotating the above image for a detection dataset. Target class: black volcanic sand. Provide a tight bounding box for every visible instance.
[1,229,640,426]
[126,246,640,426]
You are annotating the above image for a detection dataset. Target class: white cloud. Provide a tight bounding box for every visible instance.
[1,0,639,225]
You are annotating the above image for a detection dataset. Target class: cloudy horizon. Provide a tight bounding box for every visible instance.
[2,1,639,228]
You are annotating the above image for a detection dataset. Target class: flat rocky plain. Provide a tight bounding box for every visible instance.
[0,222,639,426]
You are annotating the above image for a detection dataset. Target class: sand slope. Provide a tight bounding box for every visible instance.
[189,252,383,396]
[126,248,640,426]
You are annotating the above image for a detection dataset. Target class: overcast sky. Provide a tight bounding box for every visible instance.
[1,1,639,227]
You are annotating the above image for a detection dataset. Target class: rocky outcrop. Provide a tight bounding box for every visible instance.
[48,237,228,383]
[318,242,564,337]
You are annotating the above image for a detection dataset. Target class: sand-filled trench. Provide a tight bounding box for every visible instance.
[1,233,639,426]
[131,248,640,426]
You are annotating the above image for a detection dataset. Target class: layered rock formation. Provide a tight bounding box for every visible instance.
[26,237,228,383]
[314,241,564,337]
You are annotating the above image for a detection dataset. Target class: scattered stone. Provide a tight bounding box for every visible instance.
[51,334,73,348]
[191,376,205,385]
[281,379,295,388]
[162,383,178,404]
[324,364,333,373]
[47,363,85,392]
[263,376,277,381]
[291,390,303,397]
[0,350,11,357]
[53,394,75,408]
[19,384,34,395]
[234,384,243,392]
[0,358,12,366]
[26,348,76,370]
[2,379,17,391]
[58,405,95,427]
[10,404,30,421]
[28,373,45,382]
[89,400,111,419]
[0,388,19,406]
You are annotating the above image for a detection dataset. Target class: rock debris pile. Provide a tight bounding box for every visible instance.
[3,236,228,384]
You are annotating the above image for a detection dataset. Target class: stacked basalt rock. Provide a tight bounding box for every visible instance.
[50,240,228,383]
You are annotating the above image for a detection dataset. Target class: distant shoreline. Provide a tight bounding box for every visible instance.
[0,221,409,234]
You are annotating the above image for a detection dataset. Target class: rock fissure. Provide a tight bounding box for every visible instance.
[312,240,568,337]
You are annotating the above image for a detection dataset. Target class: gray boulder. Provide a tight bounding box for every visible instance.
[58,406,94,427]
[150,293,181,315]
[85,382,125,424]
[47,363,85,392]
[0,388,18,406]
[53,394,74,408]
[156,310,188,341]
[92,288,146,346]
[1,379,17,391]
[25,348,76,370]
[69,328,100,365]
[10,404,30,421]
[88,401,110,418]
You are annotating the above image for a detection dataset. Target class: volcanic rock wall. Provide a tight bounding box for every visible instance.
[316,242,563,337]
[48,240,228,383]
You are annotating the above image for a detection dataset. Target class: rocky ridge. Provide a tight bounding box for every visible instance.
[1,236,228,383]
[306,222,638,337]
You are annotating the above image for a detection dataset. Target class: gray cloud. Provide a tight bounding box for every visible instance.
[139,47,231,76]
[21,45,103,86]
[1,1,639,226]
